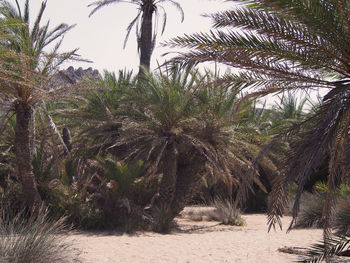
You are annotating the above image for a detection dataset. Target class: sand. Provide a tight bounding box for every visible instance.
[68,208,324,263]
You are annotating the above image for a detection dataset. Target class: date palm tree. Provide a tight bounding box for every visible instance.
[166,0,350,232]
[0,0,79,209]
[88,0,184,74]
[72,65,267,231]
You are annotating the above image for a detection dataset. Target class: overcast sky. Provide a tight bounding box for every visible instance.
[19,0,234,73]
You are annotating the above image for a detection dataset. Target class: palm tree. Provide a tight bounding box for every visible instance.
[267,93,308,135]
[166,0,350,232]
[88,0,184,74]
[71,65,267,230]
[0,0,79,209]
[64,70,134,157]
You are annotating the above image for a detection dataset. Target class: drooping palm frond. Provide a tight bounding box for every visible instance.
[61,70,134,157]
[0,102,14,137]
[167,0,350,80]
[166,0,350,233]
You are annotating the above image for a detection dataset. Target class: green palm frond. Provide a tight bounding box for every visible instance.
[166,0,350,80]
[165,0,350,233]
[0,0,80,105]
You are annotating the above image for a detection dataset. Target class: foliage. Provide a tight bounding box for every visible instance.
[96,156,145,200]
[286,183,350,233]
[293,191,326,229]
[66,64,273,229]
[0,0,80,209]
[166,0,350,234]
[0,206,80,263]
[65,70,133,156]
[150,204,176,233]
[0,181,26,213]
[0,0,79,103]
[209,199,246,226]
[335,197,350,235]
[46,155,151,231]
[298,234,350,263]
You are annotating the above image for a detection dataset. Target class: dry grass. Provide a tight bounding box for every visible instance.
[0,206,80,263]
[293,192,325,229]
[151,205,178,233]
[182,200,246,226]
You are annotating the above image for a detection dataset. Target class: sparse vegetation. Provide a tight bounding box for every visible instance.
[293,192,325,229]
[209,199,246,226]
[0,206,80,263]
[182,200,246,226]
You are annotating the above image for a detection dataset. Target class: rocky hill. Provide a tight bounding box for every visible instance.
[49,66,100,88]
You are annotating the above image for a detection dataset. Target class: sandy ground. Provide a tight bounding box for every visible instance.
[67,208,325,263]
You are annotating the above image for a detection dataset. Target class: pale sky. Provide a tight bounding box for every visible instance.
[21,0,234,73]
[17,0,325,106]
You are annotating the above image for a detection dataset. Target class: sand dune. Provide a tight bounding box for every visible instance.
[68,210,324,263]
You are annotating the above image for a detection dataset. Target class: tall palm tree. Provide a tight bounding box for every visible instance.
[88,0,184,74]
[166,0,350,232]
[0,0,79,209]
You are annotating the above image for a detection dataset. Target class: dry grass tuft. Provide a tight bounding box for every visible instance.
[0,206,80,263]
[208,199,246,226]
[182,200,246,226]
[151,205,177,233]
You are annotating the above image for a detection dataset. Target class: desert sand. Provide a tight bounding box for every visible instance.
[68,208,324,263]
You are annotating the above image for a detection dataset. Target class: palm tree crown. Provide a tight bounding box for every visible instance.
[166,0,350,231]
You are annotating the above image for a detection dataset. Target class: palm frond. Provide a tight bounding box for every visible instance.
[299,233,350,262]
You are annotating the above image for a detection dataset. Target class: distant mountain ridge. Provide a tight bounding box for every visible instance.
[50,66,100,88]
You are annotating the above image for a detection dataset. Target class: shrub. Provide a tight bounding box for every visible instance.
[46,156,155,231]
[150,205,177,233]
[290,183,350,230]
[208,199,246,226]
[181,201,246,226]
[335,194,350,234]
[294,191,325,228]
[0,181,27,214]
[0,206,80,263]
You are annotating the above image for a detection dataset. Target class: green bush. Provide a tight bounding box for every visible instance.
[335,196,350,234]
[0,181,27,213]
[288,183,350,230]
[46,156,155,231]
[294,191,325,228]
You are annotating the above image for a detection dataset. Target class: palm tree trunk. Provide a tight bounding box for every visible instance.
[170,153,206,216]
[62,127,72,153]
[153,141,177,210]
[139,4,154,75]
[15,101,42,209]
